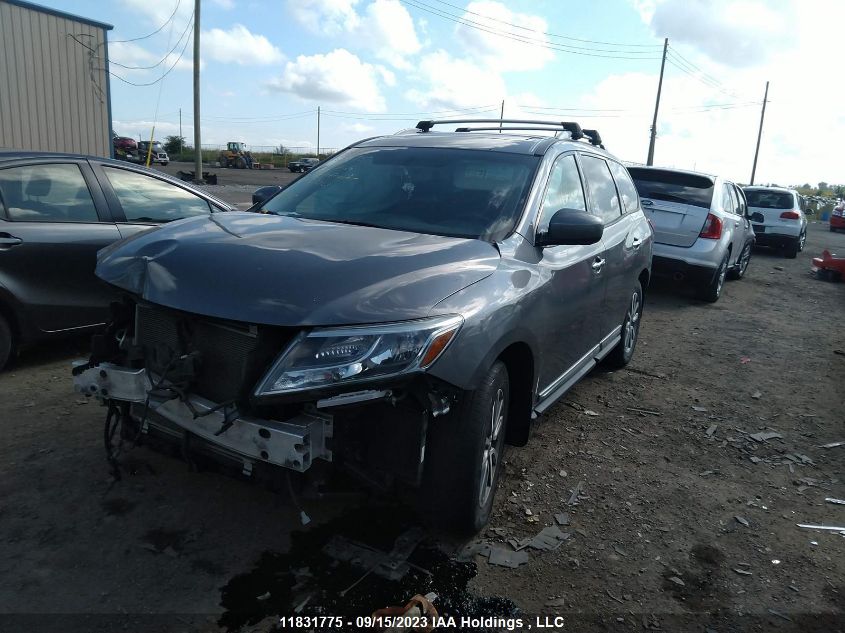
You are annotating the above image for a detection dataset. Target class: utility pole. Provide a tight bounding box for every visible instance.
[750,81,769,185]
[192,0,202,182]
[316,106,321,158]
[499,100,504,133]
[646,37,668,166]
[178,108,182,157]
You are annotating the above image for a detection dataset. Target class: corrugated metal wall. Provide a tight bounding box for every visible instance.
[0,1,110,157]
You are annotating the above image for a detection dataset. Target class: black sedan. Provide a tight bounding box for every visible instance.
[0,152,233,370]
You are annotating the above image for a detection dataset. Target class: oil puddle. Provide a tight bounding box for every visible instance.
[219,505,517,631]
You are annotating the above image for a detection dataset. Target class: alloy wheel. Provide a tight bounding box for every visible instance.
[623,290,641,355]
[478,387,505,508]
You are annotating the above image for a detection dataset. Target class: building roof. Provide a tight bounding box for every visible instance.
[2,0,113,31]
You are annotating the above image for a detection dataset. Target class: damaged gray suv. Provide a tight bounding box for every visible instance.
[73,120,653,534]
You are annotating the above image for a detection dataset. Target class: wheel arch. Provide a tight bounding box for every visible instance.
[497,341,534,447]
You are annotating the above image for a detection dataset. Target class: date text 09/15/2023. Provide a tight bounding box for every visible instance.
[277,615,575,630]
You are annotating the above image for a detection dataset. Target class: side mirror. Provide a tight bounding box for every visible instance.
[251,185,283,207]
[537,209,604,246]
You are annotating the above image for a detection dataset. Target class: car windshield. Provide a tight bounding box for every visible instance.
[628,168,715,209]
[744,189,794,209]
[260,146,539,241]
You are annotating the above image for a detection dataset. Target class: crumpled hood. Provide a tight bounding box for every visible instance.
[96,213,499,326]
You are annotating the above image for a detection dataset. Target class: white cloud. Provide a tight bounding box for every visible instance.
[377,65,396,87]
[120,0,193,26]
[211,0,235,8]
[288,0,361,35]
[405,50,507,110]
[202,25,284,65]
[633,0,793,67]
[343,122,375,133]
[288,0,422,68]
[455,1,554,72]
[360,0,422,68]
[266,49,386,111]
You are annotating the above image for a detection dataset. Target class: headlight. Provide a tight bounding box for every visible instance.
[254,315,463,396]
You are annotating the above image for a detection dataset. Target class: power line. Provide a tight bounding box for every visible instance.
[426,0,663,48]
[109,10,194,70]
[107,18,193,87]
[112,0,182,44]
[322,104,500,117]
[397,0,663,59]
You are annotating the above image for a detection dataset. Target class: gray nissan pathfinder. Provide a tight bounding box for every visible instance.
[73,120,653,534]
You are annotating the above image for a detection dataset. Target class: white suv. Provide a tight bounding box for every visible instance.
[743,186,807,258]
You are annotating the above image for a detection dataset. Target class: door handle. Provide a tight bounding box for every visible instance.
[0,234,22,248]
[591,256,605,273]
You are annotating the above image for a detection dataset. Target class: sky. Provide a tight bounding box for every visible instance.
[45,0,844,186]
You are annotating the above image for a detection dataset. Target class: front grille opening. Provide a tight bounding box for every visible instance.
[134,304,291,405]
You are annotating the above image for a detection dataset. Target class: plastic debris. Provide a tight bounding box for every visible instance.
[554,512,570,526]
[583,410,599,417]
[625,407,661,416]
[567,481,584,505]
[735,516,750,527]
[751,391,762,399]
[750,431,783,442]
[488,546,530,568]
[825,498,845,505]
[692,406,708,412]
[705,425,718,438]
[668,576,685,587]
[797,524,845,532]
[528,526,571,551]
[733,568,752,576]
[820,441,844,449]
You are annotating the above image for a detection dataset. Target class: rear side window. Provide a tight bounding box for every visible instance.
[0,163,99,223]
[580,155,621,224]
[721,184,739,215]
[629,168,715,209]
[744,189,795,209]
[608,161,639,214]
[103,167,211,223]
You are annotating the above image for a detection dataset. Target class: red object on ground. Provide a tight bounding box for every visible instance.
[831,214,845,230]
[812,249,845,277]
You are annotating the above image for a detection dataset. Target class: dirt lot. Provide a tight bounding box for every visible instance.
[151,161,300,208]
[0,222,842,633]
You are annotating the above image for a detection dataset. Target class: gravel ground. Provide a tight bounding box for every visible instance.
[0,222,842,632]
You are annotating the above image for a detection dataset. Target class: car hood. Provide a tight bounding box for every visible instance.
[96,213,500,326]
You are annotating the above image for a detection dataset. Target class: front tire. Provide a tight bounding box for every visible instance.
[421,361,509,535]
[0,313,14,372]
[698,251,729,302]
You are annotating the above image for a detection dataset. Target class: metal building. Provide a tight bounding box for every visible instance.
[0,0,113,157]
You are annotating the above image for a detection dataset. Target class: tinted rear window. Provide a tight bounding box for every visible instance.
[628,168,714,209]
[744,189,794,209]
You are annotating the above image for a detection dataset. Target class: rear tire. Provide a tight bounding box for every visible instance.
[728,242,752,280]
[420,361,509,535]
[0,313,14,372]
[603,281,643,369]
[698,251,729,303]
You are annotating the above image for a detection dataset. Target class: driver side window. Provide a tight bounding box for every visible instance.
[537,154,586,232]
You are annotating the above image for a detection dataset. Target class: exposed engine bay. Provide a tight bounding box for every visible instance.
[73,299,456,486]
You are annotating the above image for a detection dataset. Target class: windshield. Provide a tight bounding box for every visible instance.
[628,168,715,209]
[260,146,539,241]
[744,189,794,209]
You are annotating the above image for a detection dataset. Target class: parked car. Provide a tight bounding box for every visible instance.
[112,135,141,163]
[0,152,233,370]
[288,157,319,173]
[137,141,170,166]
[628,167,755,302]
[73,120,652,534]
[828,199,844,232]
[742,186,807,257]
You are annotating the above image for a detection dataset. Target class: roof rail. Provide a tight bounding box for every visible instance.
[416,118,597,144]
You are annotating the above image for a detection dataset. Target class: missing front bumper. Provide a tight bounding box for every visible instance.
[73,362,333,474]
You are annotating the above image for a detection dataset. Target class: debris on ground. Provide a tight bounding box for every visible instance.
[749,431,783,442]
[554,512,570,526]
[733,568,753,576]
[488,546,530,568]
[820,441,844,449]
[545,597,566,607]
[706,425,718,438]
[735,516,750,527]
[567,481,585,505]
[825,498,845,505]
[323,527,424,581]
[668,576,685,587]
[751,391,762,399]
[740,356,752,364]
[692,406,708,412]
[797,524,845,532]
[373,592,439,630]
[583,410,600,417]
[625,407,661,416]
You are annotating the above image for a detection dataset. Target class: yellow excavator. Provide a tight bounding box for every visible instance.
[218,142,253,169]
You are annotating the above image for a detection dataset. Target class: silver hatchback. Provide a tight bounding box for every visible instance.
[628,167,756,302]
